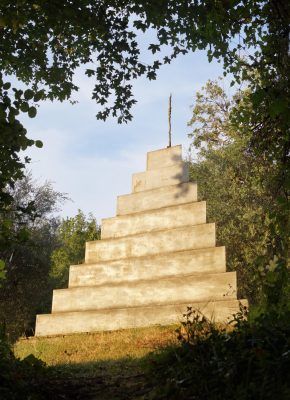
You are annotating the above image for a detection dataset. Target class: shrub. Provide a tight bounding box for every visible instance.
[0,326,47,400]
[147,305,290,400]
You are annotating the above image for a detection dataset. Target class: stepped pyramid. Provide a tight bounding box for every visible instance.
[35,145,247,336]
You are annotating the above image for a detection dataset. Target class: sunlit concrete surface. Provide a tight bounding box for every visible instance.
[35,145,247,336]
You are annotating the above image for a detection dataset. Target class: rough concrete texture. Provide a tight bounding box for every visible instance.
[52,272,237,313]
[102,201,206,239]
[132,162,189,193]
[85,223,216,263]
[35,144,247,336]
[69,247,226,287]
[35,299,248,337]
[147,144,182,170]
[117,182,197,216]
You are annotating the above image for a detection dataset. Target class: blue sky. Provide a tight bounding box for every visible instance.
[21,49,226,223]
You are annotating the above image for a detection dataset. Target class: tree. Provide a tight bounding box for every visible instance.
[0,1,288,299]
[0,73,43,213]
[0,2,288,208]
[188,80,280,304]
[0,173,66,341]
[50,210,100,289]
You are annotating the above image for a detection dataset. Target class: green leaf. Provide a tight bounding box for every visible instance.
[8,110,16,123]
[24,89,34,100]
[20,102,29,112]
[17,228,30,242]
[28,106,37,118]
[3,82,11,90]
[34,90,44,102]
[85,69,95,77]
[269,99,286,117]
[35,140,43,148]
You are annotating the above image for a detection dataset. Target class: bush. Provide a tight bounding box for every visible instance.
[147,305,290,400]
[0,326,47,400]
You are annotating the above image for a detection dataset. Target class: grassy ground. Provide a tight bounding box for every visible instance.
[14,325,177,364]
[11,310,290,399]
[13,325,178,399]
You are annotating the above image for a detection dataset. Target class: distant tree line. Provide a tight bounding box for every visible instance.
[0,176,100,341]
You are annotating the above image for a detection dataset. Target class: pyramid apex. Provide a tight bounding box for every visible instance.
[146,144,182,171]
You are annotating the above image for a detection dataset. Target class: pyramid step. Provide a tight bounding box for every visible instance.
[85,223,215,264]
[52,271,236,313]
[35,299,248,337]
[69,247,226,287]
[102,201,206,239]
[146,145,182,170]
[132,162,188,193]
[117,182,197,216]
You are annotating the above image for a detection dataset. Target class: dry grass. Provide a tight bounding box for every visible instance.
[11,322,233,399]
[13,324,179,399]
[14,325,177,366]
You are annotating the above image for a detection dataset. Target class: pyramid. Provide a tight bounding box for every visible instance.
[35,145,247,336]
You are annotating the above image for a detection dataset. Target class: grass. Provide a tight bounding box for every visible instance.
[9,308,290,399]
[12,325,178,399]
[14,324,177,366]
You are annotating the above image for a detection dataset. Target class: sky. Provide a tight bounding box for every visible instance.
[20,48,226,223]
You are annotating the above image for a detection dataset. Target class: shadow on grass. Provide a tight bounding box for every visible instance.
[10,325,178,399]
[34,355,157,400]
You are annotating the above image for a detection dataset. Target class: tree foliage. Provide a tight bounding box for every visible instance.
[0,1,288,314]
[50,210,100,289]
[0,1,288,211]
[0,72,43,211]
[0,173,100,340]
[0,173,66,341]
[188,80,281,303]
[148,307,290,400]
[1,1,288,124]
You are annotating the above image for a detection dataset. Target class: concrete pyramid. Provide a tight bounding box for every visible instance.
[35,145,247,336]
